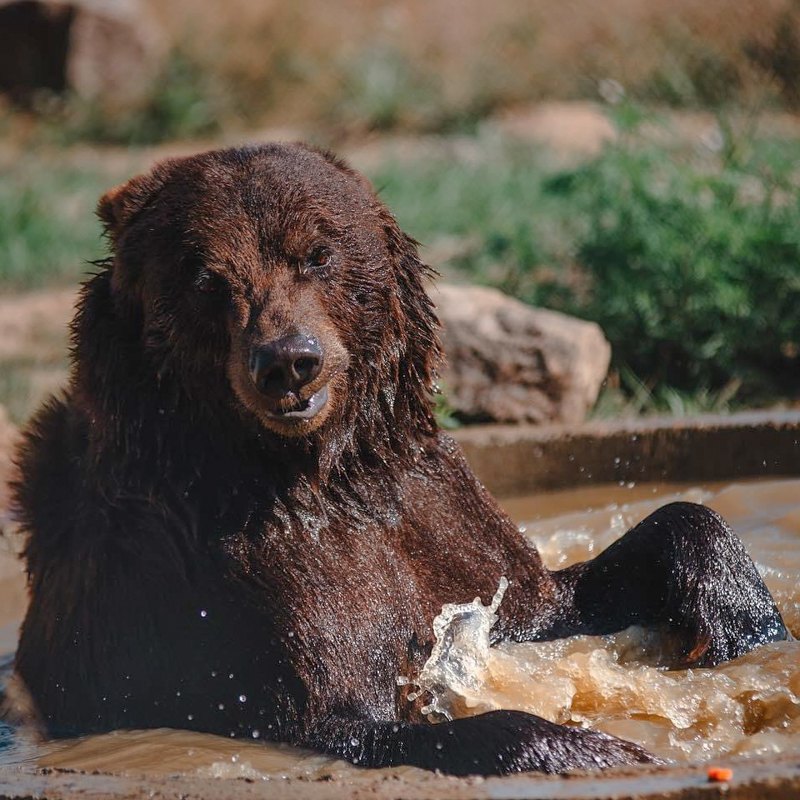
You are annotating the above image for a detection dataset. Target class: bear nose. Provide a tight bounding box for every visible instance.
[249,334,324,397]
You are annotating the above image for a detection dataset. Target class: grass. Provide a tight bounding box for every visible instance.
[371,137,575,300]
[539,114,800,403]
[591,369,743,420]
[0,159,113,289]
[0,156,119,419]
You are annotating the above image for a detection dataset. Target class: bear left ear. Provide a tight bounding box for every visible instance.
[97,160,176,243]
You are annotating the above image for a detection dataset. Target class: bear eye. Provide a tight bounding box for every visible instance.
[302,245,332,275]
[194,269,224,295]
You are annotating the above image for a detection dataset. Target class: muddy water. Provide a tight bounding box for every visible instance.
[416,480,800,764]
[0,478,799,778]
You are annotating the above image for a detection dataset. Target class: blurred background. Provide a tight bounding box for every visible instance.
[2,0,800,429]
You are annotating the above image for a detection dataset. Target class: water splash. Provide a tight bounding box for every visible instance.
[398,577,508,720]
[396,485,800,764]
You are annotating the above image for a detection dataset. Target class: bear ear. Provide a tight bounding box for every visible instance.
[97,160,176,242]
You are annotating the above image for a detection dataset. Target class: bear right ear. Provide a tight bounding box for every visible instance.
[97,160,176,243]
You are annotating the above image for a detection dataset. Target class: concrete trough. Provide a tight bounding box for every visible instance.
[453,410,800,496]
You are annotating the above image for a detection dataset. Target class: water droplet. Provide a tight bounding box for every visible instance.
[350,737,360,747]
[200,610,208,618]
[238,694,247,703]
[218,702,225,710]
[187,714,194,721]
[252,729,260,739]
[435,741,443,750]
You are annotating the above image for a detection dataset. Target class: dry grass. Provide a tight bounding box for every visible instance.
[137,0,800,131]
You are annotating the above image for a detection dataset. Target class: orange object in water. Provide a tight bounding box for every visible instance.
[707,766,734,782]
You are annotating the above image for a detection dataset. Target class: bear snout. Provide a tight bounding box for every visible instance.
[249,333,324,399]
[249,333,327,418]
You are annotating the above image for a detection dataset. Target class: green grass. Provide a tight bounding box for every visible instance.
[539,122,800,403]
[0,160,112,288]
[591,369,743,420]
[370,138,576,300]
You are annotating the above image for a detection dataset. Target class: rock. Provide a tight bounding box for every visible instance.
[0,0,163,107]
[433,283,611,425]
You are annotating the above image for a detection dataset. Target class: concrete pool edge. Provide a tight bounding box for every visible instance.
[3,752,800,800]
[453,410,800,496]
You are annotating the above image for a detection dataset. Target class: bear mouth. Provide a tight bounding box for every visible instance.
[266,385,329,421]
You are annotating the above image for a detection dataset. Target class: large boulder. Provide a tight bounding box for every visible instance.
[0,0,163,107]
[433,283,611,425]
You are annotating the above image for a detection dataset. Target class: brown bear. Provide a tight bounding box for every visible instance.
[11,143,789,775]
